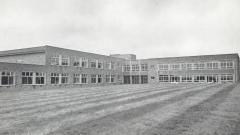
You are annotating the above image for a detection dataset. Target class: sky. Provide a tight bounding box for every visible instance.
[0,0,240,59]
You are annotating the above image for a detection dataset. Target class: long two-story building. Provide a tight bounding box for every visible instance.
[0,45,239,90]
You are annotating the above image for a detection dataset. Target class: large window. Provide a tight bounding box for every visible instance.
[158,64,169,70]
[207,62,219,69]
[187,63,192,70]
[159,75,169,82]
[91,74,97,83]
[73,74,81,84]
[132,64,139,71]
[90,60,97,68]
[61,56,69,66]
[22,72,33,84]
[141,64,148,71]
[35,73,45,85]
[221,61,233,69]
[221,74,233,82]
[193,75,205,83]
[81,58,88,68]
[73,57,80,67]
[98,61,103,69]
[81,74,87,84]
[170,64,180,70]
[123,65,130,72]
[51,73,60,84]
[0,71,14,86]
[50,55,69,66]
[50,55,60,65]
[193,63,205,70]
[182,76,192,82]
[61,73,69,84]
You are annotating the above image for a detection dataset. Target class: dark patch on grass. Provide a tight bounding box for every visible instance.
[142,84,235,135]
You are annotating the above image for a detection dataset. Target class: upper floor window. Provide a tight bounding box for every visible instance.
[170,64,180,70]
[193,63,205,70]
[123,65,130,72]
[73,57,80,67]
[90,60,97,68]
[50,55,60,65]
[81,58,88,68]
[50,55,69,66]
[181,63,187,70]
[221,61,233,69]
[98,61,103,69]
[61,56,69,66]
[0,71,14,86]
[158,64,169,70]
[141,64,148,71]
[132,64,139,71]
[207,62,219,69]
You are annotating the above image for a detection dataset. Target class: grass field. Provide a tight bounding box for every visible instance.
[0,83,240,135]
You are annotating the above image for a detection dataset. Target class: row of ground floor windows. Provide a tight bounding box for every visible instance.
[0,71,116,86]
[159,74,234,83]
[123,75,148,84]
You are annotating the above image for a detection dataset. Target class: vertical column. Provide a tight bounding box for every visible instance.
[96,60,98,69]
[59,73,62,85]
[32,72,36,85]
[138,60,141,84]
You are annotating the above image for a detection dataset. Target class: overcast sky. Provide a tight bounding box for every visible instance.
[0,0,239,59]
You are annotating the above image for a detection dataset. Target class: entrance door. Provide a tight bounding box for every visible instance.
[170,75,180,83]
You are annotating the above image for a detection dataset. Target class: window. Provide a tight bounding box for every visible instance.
[81,74,87,84]
[170,64,180,70]
[158,64,169,70]
[73,57,80,67]
[221,61,233,69]
[111,75,115,83]
[22,72,33,84]
[51,73,60,84]
[193,75,205,83]
[181,64,187,70]
[98,61,103,69]
[98,75,102,83]
[61,56,69,66]
[193,63,205,70]
[0,71,14,86]
[207,62,219,69]
[91,74,97,83]
[123,65,130,71]
[187,63,192,70]
[73,74,81,84]
[81,58,88,68]
[132,64,139,71]
[36,73,45,85]
[182,76,192,82]
[141,64,148,71]
[50,55,60,65]
[90,60,97,68]
[61,73,69,84]
[106,75,111,83]
[221,74,233,82]
[159,75,169,82]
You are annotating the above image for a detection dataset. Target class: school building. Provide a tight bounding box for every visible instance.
[0,45,239,90]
